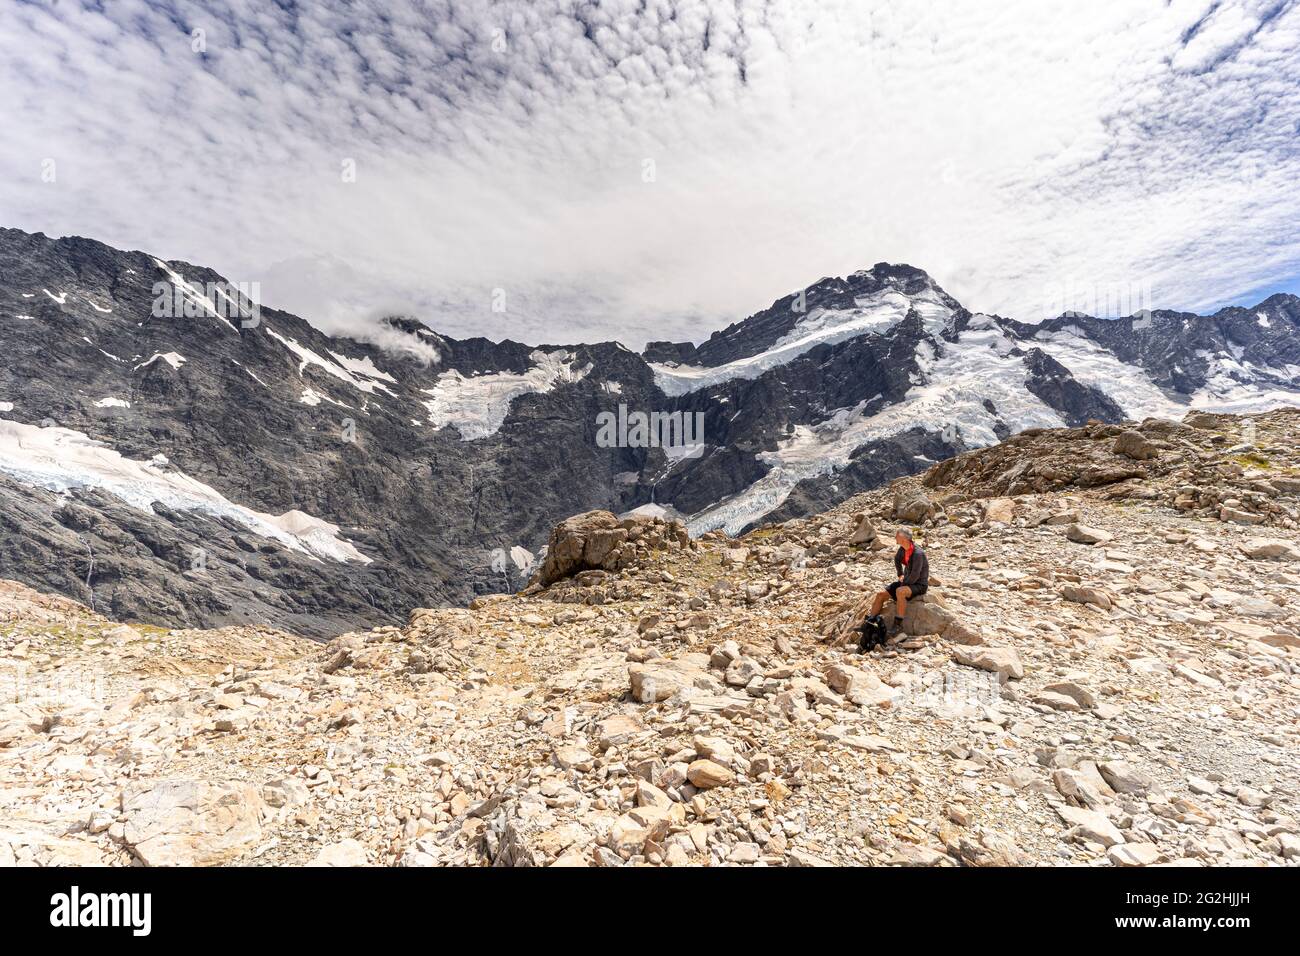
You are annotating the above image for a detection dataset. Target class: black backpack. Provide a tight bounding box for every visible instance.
[858,614,889,652]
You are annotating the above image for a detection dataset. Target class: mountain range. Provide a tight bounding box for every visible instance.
[2,225,1299,636]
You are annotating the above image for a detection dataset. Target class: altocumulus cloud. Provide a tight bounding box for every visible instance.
[2,0,1299,348]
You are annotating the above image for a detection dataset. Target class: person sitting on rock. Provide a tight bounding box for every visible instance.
[867,528,929,632]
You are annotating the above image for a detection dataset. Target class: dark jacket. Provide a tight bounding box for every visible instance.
[894,545,929,588]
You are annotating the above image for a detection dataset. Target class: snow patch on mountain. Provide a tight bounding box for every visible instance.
[422,349,592,441]
[231,359,268,388]
[0,418,370,564]
[151,258,238,333]
[299,388,350,409]
[266,328,397,397]
[624,502,677,520]
[653,288,953,397]
[327,350,398,384]
[135,352,186,371]
[92,397,130,409]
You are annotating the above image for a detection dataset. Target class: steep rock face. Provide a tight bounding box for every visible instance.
[2,225,1299,634]
[1019,349,1127,426]
[0,229,669,635]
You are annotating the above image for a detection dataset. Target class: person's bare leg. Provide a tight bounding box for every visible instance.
[894,585,912,620]
[868,590,888,617]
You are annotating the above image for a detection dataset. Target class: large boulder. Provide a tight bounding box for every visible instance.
[892,486,937,524]
[309,839,370,866]
[536,510,690,585]
[1055,805,1124,847]
[825,592,975,645]
[1060,584,1112,610]
[686,759,735,789]
[1097,760,1154,796]
[1182,411,1229,431]
[952,645,1024,680]
[848,513,885,547]
[121,779,265,866]
[1112,430,1159,460]
[537,511,625,584]
[1042,681,1098,710]
[823,663,898,707]
[1066,523,1112,545]
[897,595,955,636]
[1240,538,1300,561]
[627,655,709,703]
[983,498,1016,524]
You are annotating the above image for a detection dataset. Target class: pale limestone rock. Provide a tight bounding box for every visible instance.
[122,779,265,867]
[553,745,594,772]
[1108,843,1161,866]
[686,759,734,789]
[1060,585,1112,610]
[952,645,1024,680]
[1056,805,1124,847]
[627,658,703,702]
[983,498,1016,524]
[691,735,735,766]
[1098,760,1154,796]
[1066,524,1112,545]
[262,777,310,809]
[1240,538,1299,560]
[310,839,369,866]
[1042,681,1098,709]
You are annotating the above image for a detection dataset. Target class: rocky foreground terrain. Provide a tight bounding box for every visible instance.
[1,409,1298,867]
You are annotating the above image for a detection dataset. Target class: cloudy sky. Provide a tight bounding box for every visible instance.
[3,0,1300,348]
